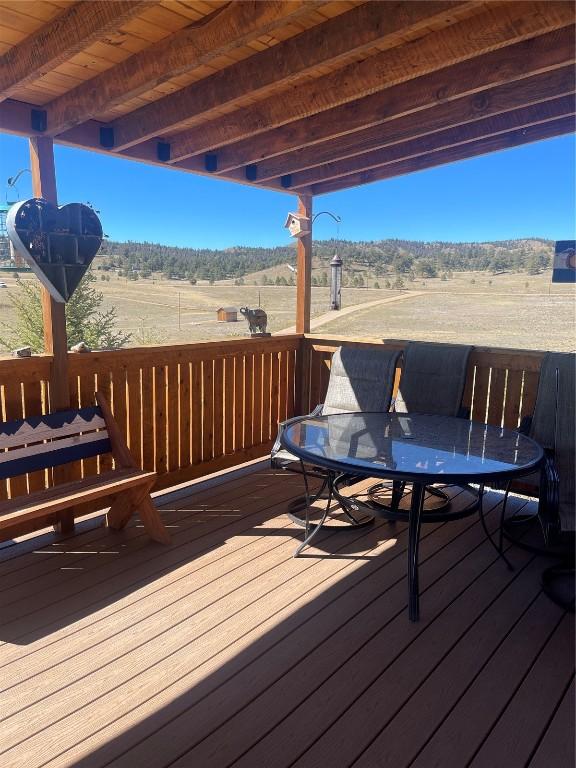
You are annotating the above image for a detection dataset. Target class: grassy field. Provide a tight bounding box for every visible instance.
[0,268,573,351]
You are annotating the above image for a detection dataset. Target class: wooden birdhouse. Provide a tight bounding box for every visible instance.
[284,212,311,238]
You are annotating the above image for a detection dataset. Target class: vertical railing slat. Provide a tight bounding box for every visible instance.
[262,352,272,443]
[252,352,263,446]
[213,357,224,459]
[487,366,506,427]
[141,366,154,472]
[191,361,202,466]
[202,359,214,461]
[126,367,142,468]
[503,369,523,429]
[234,354,244,452]
[224,356,235,455]
[270,351,280,442]
[471,365,490,423]
[243,352,254,449]
[179,362,191,470]
[166,363,179,472]
[24,380,47,493]
[153,365,167,476]
[520,370,540,424]
[286,348,296,420]
[97,370,113,473]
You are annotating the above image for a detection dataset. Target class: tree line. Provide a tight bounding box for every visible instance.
[100,237,554,281]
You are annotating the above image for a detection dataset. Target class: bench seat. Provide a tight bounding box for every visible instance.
[0,468,156,530]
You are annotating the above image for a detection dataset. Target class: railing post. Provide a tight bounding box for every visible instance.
[295,336,311,416]
[29,136,70,412]
[29,136,73,532]
[295,193,312,334]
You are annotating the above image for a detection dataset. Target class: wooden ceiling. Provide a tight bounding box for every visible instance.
[0,0,574,196]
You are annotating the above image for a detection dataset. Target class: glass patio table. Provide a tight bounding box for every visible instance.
[281,412,544,621]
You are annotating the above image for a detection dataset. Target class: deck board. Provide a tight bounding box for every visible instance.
[0,466,572,768]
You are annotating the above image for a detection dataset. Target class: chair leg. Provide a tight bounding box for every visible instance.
[498,480,513,553]
[294,472,334,558]
[479,484,513,570]
[408,483,425,622]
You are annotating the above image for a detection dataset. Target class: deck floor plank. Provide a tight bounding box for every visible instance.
[528,678,575,768]
[0,468,571,768]
[468,612,575,768]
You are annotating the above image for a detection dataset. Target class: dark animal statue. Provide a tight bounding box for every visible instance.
[240,306,268,335]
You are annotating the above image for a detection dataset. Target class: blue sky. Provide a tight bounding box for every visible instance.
[1,131,574,248]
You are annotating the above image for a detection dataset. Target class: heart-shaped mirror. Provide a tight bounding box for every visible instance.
[7,198,103,302]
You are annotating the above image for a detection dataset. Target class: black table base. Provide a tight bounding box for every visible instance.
[293,473,512,620]
[281,412,544,622]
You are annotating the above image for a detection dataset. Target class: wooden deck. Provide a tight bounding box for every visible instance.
[0,465,573,768]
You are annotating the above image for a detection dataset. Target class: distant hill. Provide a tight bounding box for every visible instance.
[99,237,554,281]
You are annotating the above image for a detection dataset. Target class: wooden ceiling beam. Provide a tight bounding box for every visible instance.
[284,96,575,190]
[166,1,575,163]
[110,1,470,151]
[201,25,575,175]
[236,66,576,184]
[0,1,155,103]
[43,0,321,136]
[308,117,575,196]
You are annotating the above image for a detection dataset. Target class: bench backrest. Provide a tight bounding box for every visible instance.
[0,405,110,480]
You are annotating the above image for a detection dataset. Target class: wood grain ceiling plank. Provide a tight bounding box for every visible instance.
[309,116,575,195]
[43,0,323,135]
[0,1,72,23]
[285,95,575,189]
[201,25,575,174]
[229,66,576,183]
[166,0,574,163]
[0,0,155,101]
[111,1,468,150]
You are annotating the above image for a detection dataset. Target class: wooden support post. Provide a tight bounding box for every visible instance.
[29,136,70,411]
[295,194,312,414]
[29,136,73,532]
[295,193,312,334]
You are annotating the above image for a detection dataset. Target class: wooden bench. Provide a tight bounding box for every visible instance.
[0,392,170,544]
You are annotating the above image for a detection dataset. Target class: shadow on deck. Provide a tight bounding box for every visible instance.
[0,466,573,768]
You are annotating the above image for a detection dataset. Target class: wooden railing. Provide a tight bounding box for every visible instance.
[302,336,545,430]
[0,332,551,540]
[0,336,300,527]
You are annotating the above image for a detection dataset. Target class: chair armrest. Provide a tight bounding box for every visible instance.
[271,404,324,459]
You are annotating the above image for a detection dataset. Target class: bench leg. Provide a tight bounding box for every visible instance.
[107,492,136,531]
[137,494,171,545]
[107,485,171,545]
[53,509,75,535]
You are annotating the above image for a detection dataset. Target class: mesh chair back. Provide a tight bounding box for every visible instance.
[395,342,472,417]
[530,352,575,532]
[321,347,401,415]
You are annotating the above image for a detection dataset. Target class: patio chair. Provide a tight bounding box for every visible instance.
[499,351,575,609]
[367,341,473,515]
[271,345,401,528]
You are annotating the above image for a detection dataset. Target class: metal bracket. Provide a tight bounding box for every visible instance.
[99,126,114,149]
[31,109,47,133]
[205,154,218,172]
[157,142,171,162]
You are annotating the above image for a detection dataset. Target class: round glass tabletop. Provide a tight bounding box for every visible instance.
[281,413,544,484]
